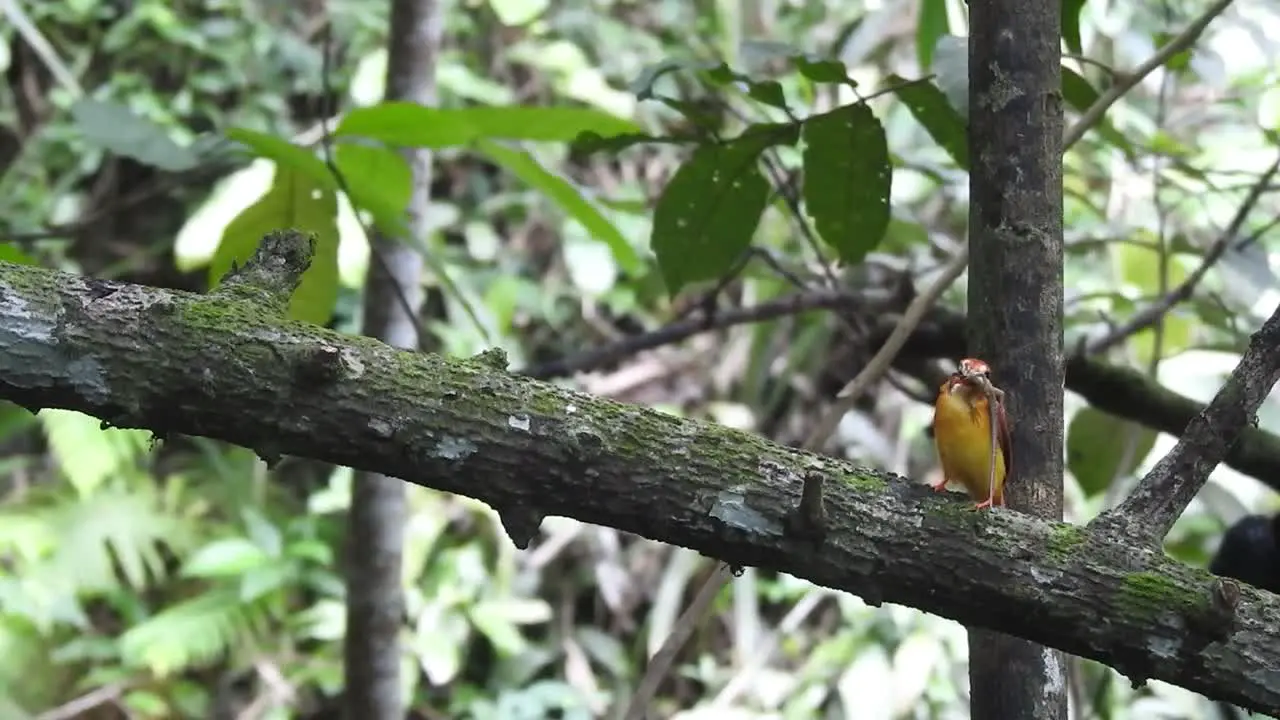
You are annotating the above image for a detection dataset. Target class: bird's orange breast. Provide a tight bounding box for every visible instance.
[933,384,1007,504]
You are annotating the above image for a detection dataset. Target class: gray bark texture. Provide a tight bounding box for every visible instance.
[966,0,1067,715]
[343,0,444,717]
[1,233,1279,714]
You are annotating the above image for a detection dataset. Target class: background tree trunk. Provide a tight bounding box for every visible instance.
[966,0,1068,716]
[343,0,444,717]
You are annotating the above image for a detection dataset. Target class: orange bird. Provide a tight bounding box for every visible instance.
[931,358,1012,509]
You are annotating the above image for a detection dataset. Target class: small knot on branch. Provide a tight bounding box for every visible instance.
[214,230,316,311]
[786,469,828,542]
[1186,578,1241,644]
[296,343,347,386]
[470,347,510,371]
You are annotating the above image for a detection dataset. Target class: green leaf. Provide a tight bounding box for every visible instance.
[1111,240,1192,363]
[333,142,413,237]
[123,690,170,716]
[793,56,853,85]
[651,125,798,294]
[0,243,37,265]
[886,75,969,169]
[70,98,200,172]
[239,564,293,602]
[120,589,267,676]
[182,538,271,578]
[335,104,640,146]
[916,0,950,70]
[225,128,336,191]
[475,139,641,274]
[1061,0,1086,54]
[1066,407,1156,497]
[1060,67,1134,156]
[747,80,788,110]
[801,103,892,264]
[211,166,340,324]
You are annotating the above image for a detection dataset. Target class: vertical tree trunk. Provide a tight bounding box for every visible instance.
[965,0,1067,717]
[343,0,444,718]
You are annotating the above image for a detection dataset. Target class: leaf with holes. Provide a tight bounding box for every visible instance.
[887,75,968,169]
[801,103,891,264]
[211,166,340,324]
[651,125,798,294]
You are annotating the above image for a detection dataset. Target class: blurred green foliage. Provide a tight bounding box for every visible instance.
[1,0,1280,718]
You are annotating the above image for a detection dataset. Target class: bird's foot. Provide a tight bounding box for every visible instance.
[973,498,995,510]
[930,478,949,493]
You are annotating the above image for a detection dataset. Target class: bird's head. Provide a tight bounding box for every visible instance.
[947,357,993,393]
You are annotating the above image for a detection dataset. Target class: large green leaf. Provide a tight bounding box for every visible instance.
[1066,407,1157,497]
[333,142,413,237]
[886,75,969,169]
[211,166,340,324]
[651,124,798,294]
[334,104,640,147]
[476,139,641,274]
[225,128,336,191]
[916,0,950,70]
[801,103,892,264]
[71,98,200,172]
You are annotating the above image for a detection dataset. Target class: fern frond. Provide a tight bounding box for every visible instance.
[118,588,271,677]
[39,409,151,496]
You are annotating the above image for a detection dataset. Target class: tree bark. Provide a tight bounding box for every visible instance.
[343,0,444,718]
[966,0,1067,714]
[0,239,1278,714]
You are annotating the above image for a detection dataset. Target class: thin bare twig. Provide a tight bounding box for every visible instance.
[802,245,969,452]
[622,563,733,720]
[1085,152,1280,356]
[520,289,877,378]
[1062,0,1236,149]
[35,683,125,720]
[1093,300,1280,541]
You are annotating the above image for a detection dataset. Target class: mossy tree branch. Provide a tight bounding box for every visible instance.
[1,234,1279,713]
